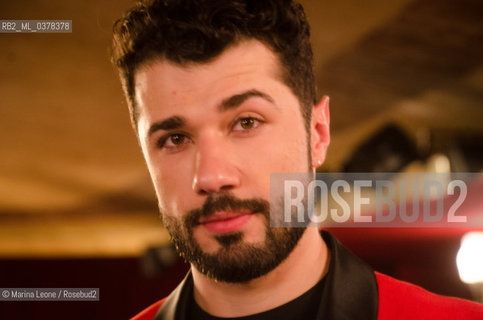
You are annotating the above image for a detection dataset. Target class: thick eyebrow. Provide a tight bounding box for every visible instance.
[147,89,275,139]
[219,89,275,112]
[147,116,185,138]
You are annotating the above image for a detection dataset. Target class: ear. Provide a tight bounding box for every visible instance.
[310,96,330,169]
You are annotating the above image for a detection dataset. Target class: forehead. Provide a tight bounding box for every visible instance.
[133,40,285,120]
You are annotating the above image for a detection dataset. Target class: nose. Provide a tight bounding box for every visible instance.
[192,135,241,195]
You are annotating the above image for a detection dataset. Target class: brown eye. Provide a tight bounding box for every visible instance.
[240,118,255,129]
[157,133,189,150]
[170,134,185,145]
[233,117,263,133]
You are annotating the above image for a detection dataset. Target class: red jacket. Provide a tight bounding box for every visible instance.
[132,232,483,320]
[132,273,483,320]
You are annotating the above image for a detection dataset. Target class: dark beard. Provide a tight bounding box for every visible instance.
[162,193,306,283]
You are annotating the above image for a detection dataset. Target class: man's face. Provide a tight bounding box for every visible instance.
[134,40,322,282]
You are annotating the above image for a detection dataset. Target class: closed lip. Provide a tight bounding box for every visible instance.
[199,210,252,224]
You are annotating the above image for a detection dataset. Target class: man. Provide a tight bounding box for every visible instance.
[111,1,483,319]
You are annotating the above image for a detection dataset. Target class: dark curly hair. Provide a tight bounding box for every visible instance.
[112,0,315,131]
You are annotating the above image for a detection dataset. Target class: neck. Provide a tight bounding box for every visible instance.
[191,228,329,317]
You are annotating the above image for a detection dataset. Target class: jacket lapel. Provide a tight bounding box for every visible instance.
[152,271,193,320]
[152,232,379,320]
[318,231,378,320]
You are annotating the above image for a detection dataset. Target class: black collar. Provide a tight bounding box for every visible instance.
[153,231,379,320]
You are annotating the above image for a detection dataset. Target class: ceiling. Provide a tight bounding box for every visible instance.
[0,0,481,256]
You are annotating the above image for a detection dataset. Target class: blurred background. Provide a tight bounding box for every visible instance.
[0,0,482,318]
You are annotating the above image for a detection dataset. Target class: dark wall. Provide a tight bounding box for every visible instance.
[0,257,189,319]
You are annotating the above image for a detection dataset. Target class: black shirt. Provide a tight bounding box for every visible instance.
[188,276,326,320]
[153,231,379,320]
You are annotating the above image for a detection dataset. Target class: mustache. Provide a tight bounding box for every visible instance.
[184,193,270,229]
